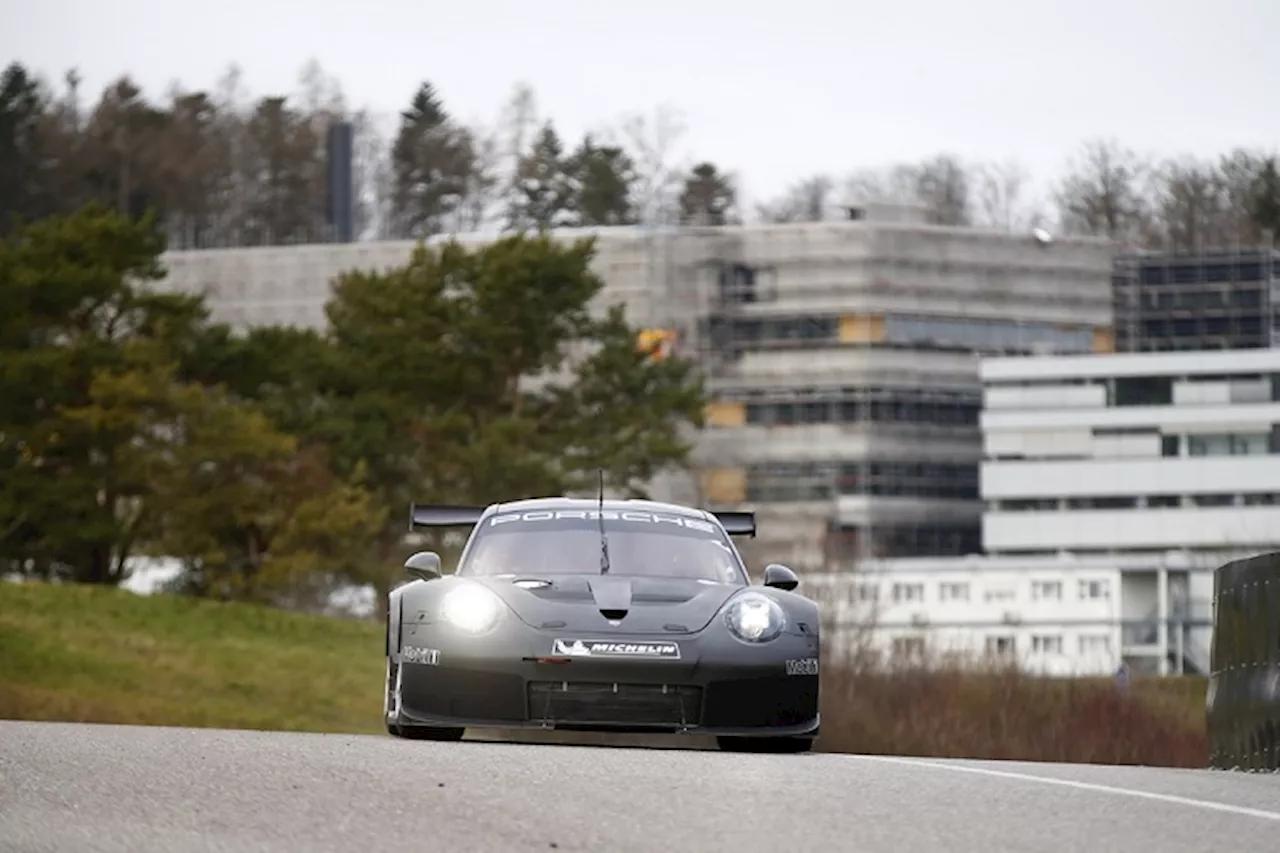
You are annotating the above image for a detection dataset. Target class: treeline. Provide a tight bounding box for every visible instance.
[3,60,1277,250]
[0,204,706,611]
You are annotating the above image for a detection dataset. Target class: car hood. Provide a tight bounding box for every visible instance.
[472,574,745,636]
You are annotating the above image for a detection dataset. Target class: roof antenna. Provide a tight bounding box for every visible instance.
[597,468,610,574]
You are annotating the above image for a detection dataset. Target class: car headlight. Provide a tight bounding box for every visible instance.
[723,592,786,643]
[440,584,503,634]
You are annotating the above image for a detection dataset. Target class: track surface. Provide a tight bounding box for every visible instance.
[1,721,1278,853]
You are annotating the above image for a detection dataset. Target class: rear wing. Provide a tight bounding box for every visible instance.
[409,504,487,531]
[713,511,756,538]
[408,502,755,538]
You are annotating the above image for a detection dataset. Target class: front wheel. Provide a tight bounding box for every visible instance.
[384,659,466,741]
[717,736,814,754]
[387,723,466,741]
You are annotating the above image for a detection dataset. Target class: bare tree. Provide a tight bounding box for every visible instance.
[756,173,835,223]
[1149,156,1233,251]
[616,103,688,226]
[212,63,252,246]
[844,163,920,206]
[804,560,884,673]
[1052,137,1153,246]
[296,58,346,122]
[973,158,1032,231]
[914,154,972,225]
[495,81,540,230]
[350,108,390,239]
[156,86,233,249]
[842,156,973,225]
[453,121,501,232]
[1217,149,1276,244]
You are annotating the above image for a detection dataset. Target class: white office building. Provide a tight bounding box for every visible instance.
[815,348,1280,676]
[981,347,1280,556]
[806,550,1212,677]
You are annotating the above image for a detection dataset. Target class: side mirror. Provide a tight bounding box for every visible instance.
[763,563,799,591]
[404,551,443,582]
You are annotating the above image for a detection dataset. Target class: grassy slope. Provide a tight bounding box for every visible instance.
[0,581,1209,765]
[0,581,385,734]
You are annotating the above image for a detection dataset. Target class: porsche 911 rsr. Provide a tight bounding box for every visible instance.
[383,497,821,753]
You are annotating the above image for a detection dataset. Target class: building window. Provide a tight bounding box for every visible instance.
[891,636,926,661]
[939,582,970,602]
[993,499,1059,511]
[892,583,924,604]
[985,635,1016,657]
[1078,579,1111,601]
[1111,376,1173,406]
[984,587,1016,603]
[743,386,981,430]
[1079,635,1111,655]
[1187,433,1270,456]
[1191,494,1235,507]
[747,459,980,503]
[849,583,878,603]
[1031,580,1063,601]
[883,315,1094,355]
[1031,635,1064,655]
[1066,497,1138,510]
[713,315,839,349]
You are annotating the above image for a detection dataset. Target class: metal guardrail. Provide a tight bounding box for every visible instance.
[1206,551,1280,771]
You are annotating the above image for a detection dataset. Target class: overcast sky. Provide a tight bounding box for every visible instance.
[5,0,1279,212]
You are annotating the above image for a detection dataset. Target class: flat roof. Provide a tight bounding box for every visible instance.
[980,348,1280,383]
[802,549,1239,577]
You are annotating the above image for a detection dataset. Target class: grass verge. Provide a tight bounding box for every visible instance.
[0,580,385,734]
[1,581,1208,764]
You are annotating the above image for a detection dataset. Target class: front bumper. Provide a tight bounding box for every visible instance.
[390,624,821,737]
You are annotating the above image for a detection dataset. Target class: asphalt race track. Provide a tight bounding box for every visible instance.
[1,722,1278,853]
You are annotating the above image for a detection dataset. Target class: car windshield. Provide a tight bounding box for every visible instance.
[459,509,747,584]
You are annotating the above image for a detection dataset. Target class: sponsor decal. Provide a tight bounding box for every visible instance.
[489,510,716,534]
[551,638,681,660]
[785,657,819,676]
[402,645,441,666]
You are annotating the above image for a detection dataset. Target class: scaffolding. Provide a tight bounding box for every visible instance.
[623,213,1116,572]
[1113,246,1280,353]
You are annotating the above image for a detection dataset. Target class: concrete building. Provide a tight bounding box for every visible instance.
[1112,247,1280,353]
[153,204,1116,571]
[981,347,1280,556]
[804,551,1212,677]
[690,204,1115,569]
[818,347,1280,677]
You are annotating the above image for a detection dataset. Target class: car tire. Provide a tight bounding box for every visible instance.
[386,723,466,741]
[716,736,814,754]
[384,659,466,741]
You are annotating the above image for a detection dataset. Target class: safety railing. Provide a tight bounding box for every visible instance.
[1206,551,1280,771]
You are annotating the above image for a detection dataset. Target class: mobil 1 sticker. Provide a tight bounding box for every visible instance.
[552,639,681,660]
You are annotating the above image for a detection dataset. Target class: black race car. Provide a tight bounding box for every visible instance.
[383,496,821,752]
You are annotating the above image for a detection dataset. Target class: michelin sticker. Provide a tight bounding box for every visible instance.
[785,657,819,676]
[552,639,681,660]
[490,510,717,534]
[402,645,441,666]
